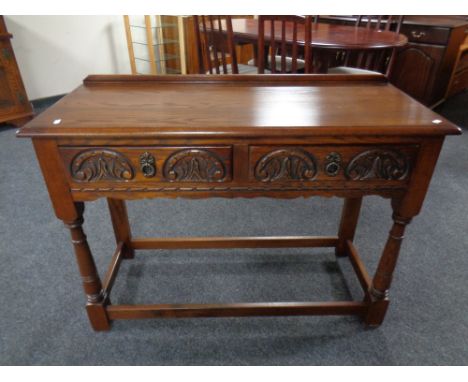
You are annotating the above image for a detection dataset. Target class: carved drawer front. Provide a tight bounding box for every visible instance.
[60,146,232,184]
[249,145,417,184]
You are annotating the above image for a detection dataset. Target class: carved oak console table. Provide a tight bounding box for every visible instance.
[17,74,460,331]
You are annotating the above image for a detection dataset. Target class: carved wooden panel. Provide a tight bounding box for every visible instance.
[70,149,135,182]
[345,149,410,180]
[61,144,416,191]
[249,146,416,184]
[163,149,226,182]
[60,146,232,184]
[254,148,317,182]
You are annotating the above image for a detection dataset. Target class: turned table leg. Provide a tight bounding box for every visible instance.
[365,211,412,326]
[336,197,363,257]
[63,202,110,331]
[107,198,134,259]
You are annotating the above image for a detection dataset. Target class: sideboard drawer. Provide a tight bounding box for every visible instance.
[401,24,450,45]
[60,146,233,184]
[249,145,418,184]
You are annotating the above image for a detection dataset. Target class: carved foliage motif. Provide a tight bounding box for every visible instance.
[345,149,409,180]
[163,149,226,182]
[255,149,317,182]
[71,149,134,182]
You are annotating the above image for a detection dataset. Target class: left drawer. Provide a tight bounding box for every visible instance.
[59,146,233,185]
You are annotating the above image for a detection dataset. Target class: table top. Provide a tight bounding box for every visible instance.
[231,19,408,50]
[17,74,460,139]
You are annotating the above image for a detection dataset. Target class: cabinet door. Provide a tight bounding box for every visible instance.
[390,43,445,105]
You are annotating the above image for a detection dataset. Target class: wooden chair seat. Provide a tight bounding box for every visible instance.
[328,66,380,75]
[208,63,266,75]
[248,56,305,73]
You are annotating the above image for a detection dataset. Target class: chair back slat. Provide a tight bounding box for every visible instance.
[356,15,403,33]
[303,17,312,73]
[208,17,220,74]
[351,15,404,74]
[216,17,228,73]
[281,20,287,73]
[257,15,313,74]
[291,21,298,72]
[193,15,239,74]
[270,19,276,73]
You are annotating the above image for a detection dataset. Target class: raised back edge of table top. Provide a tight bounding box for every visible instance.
[83,73,388,86]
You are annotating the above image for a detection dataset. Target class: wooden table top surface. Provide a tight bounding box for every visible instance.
[18,75,460,139]
[230,19,408,50]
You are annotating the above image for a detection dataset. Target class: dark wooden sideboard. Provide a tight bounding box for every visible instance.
[321,16,468,107]
[0,16,33,126]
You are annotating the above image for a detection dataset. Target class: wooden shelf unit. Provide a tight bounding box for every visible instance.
[124,15,186,75]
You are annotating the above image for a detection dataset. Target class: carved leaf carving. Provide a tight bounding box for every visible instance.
[254,149,317,182]
[71,149,134,182]
[163,149,226,182]
[345,149,409,180]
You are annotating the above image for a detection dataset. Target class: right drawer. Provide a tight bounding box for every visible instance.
[249,145,419,186]
[401,24,450,45]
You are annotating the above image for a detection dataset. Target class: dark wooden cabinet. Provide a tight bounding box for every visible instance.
[0,16,33,126]
[390,43,445,105]
[320,16,468,107]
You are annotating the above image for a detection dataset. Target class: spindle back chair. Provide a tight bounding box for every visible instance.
[355,16,404,74]
[334,16,404,75]
[356,15,403,33]
[193,15,239,74]
[257,15,314,74]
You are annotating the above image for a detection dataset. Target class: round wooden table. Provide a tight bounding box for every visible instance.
[230,19,408,73]
[231,19,408,50]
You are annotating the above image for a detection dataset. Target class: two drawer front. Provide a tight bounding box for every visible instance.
[60,146,233,184]
[60,145,417,189]
[401,25,450,45]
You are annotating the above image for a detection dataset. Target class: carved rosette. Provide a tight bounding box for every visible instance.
[71,149,134,182]
[345,149,409,180]
[254,149,317,182]
[163,149,226,182]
